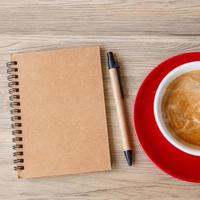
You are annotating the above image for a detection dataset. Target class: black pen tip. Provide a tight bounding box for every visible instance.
[124,150,133,166]
[107,52,118,69]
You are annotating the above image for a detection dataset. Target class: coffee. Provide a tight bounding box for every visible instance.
[162,70,200,147]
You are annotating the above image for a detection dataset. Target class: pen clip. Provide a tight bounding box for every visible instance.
[107,52,124,98]
[116,66,124,99]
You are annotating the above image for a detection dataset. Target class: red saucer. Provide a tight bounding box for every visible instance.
[133,52,200,182]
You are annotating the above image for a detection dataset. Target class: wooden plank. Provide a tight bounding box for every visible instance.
[0,0,200,36]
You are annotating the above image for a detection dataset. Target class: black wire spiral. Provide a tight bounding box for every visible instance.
[7,61,24,171]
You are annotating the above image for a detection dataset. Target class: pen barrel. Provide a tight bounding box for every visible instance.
[109,68,132,150]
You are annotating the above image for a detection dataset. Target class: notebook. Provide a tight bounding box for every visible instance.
[7,46,111,179]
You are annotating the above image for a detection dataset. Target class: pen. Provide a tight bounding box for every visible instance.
[107,52,133,166]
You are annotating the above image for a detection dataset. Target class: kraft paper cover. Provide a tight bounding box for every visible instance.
[11,47,111,178]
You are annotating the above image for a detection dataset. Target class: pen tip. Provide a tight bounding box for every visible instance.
[124,150,133,166]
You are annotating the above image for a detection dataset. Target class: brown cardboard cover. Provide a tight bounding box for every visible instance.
[11,47,111,178]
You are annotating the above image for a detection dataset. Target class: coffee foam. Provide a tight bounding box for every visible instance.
[162,70,200,147]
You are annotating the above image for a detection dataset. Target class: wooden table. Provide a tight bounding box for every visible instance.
[1,1,200,199]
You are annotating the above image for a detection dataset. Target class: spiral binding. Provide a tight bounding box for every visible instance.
[7,61,24,171]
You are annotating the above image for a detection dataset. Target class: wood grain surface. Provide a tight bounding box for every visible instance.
[1,0,200,199]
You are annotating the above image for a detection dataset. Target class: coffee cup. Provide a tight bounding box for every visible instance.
[154,61,200,156]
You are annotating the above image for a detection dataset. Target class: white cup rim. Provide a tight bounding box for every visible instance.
[154,61,200,156]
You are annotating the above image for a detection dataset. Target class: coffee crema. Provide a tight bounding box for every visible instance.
[162,70,200,147]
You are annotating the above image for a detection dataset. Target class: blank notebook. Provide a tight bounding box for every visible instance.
[7,46,111,178]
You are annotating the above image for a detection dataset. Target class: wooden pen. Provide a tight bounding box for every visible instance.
[107,52,133,166]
